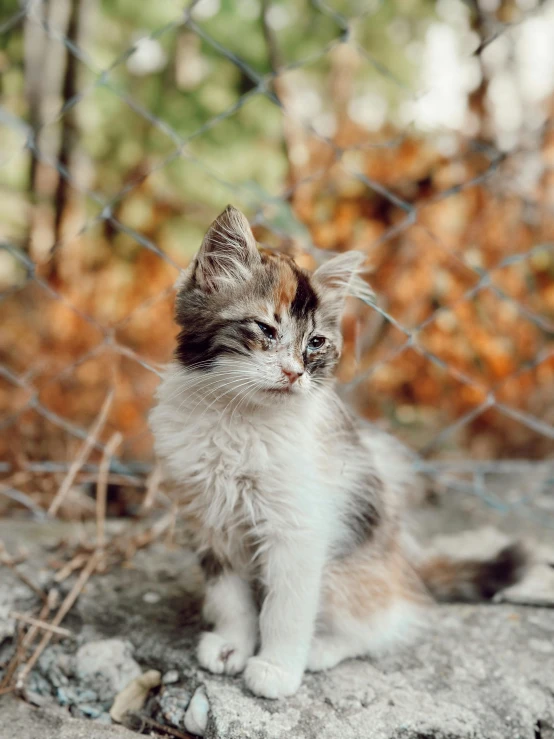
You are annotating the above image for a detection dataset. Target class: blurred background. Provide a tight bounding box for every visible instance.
[1,0,553,521]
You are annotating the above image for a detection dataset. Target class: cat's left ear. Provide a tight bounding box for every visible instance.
[193,205,260,291]
[313,251,373,312]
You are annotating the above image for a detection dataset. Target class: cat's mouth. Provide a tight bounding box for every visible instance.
[264,386,293,394]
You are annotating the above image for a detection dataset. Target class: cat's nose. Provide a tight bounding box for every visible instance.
[282,367,303,384]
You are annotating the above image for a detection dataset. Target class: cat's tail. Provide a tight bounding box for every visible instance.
[416,543,528,603]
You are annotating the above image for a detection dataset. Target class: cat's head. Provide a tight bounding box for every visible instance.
[174,206,371,407]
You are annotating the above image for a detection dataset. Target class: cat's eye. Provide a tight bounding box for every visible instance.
[308,335,326,350]
[256,321,276,340]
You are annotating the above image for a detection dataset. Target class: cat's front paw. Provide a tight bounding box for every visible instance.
[243,656,302,699]
[197,631,253,675]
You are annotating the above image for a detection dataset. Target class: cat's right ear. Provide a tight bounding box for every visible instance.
[313,251,374,315]
[192,205,260,292]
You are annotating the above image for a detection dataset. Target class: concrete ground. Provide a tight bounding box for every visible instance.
[0,466,553,738]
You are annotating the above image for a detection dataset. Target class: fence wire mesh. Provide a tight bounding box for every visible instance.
[0,0,553,526]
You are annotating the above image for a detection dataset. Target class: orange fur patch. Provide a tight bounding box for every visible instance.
[273,260,297,314]
[323,545,428,621]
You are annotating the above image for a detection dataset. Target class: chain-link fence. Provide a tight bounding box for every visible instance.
[1,0,553,526]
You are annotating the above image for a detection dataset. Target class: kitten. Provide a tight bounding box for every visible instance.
[149,206,526,700]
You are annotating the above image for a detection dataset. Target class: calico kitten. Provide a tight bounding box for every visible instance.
[149,206,525,700]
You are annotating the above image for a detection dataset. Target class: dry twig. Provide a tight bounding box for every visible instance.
[48,390,114,517]
[16,551,101,689]
[96,431,123,549]
[0,627,26,691]
[0,590,57,691]
[141,463,162,511]
[127,714,195,739]
[21,590,59,650]
[9,612,74,639]
[53,553,87,583]
[107,511,174,564]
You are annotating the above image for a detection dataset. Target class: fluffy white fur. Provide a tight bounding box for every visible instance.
[150,361,422,699]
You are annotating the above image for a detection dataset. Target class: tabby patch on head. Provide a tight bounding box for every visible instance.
[175,205,370,405]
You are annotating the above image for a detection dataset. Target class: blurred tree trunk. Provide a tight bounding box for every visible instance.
[53,0,82,250]
[24,0,88,276]
[24,0,50,198]
[261,0,305,192]
[24,0,51,255]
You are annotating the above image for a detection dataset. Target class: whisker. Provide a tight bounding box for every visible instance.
[227,380,265,424]
[174,369,258,411]
[197,377,260,424]
[183,377,255,425]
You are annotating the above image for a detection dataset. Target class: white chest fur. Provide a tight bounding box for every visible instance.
[149,367,333,567]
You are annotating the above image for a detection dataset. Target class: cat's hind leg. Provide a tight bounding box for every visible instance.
[307,631,362,672]
[197,566,258,676]
[307,546,428,672]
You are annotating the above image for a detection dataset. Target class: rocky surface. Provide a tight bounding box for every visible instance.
[203,607,554,739]
[1,470,553,739]
[1,695,138,739]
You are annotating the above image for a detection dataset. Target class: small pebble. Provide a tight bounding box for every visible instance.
[185,687,209,737]
[156,686,191,729]
[162,669,180,685]
[143,592,161,604]
[75,639,141,701]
